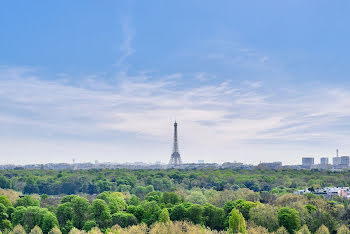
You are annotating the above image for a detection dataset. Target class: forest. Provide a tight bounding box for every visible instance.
[0,168,349,233]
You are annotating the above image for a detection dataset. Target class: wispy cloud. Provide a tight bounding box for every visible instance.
[116,16,135,67]
[1,66,350,163]
[195,72,216,82]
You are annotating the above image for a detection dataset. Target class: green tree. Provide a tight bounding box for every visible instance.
[12,207,26,227]
[60,195,78,204]
[0,204,8,221]
[186,204,203,225]
[82,220,96,232]
[228,208,246,234]
[91,199,111,229]
[108,198,126,215]
[128,195,140,206]
[61,220,74,234]
[249,204,279,232]
[111,213,137,228]
[308,211,337,234]
[139,201,161,226]
[71,197,90,229]
[42,212,59,234]
[170,204,187,221]
[0,196,12,208]
[126,205,144,222]
[278,207,300,234]
[0,220,12,231]
[96,192,110,203]
[159,208,170,223]
[305,205,317,213]
[56,203,73,228]
[188,191,207,205]
[17,206,42,232]
[232,199,257,220]
[14,196,40,207]
[161,192,180,205]
[0,176,10,189]
[202,203,225,230]
[224,201,236,216]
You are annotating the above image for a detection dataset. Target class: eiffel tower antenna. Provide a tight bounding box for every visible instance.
[169,121,182,166]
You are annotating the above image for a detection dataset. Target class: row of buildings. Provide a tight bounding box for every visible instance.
[302,150,350,169]
[294,187,350,200]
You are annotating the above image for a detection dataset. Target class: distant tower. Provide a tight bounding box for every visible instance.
[169,121,182,166]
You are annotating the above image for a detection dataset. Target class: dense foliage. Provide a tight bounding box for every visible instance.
[0,168,349,233]
[1,168,350,195]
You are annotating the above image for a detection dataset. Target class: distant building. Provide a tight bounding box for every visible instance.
[320,157,329,165]
[221,162,244,169]
[180,163,219,169]
[198,160,205,164]
[295,187,350,200]
[258,162,282,170]
[333,157,341,166]
[294,188,311,195]
[333,156,349,169]
[317,157,331,169]
[314,187,350,199]
[302,157,314,169]
[340,156,350,166]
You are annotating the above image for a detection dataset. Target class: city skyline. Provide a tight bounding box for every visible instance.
[1,1,350,164]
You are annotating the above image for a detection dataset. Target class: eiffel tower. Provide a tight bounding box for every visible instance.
[169,121,182,166]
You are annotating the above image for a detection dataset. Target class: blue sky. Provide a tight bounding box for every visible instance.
[1,1,350,164]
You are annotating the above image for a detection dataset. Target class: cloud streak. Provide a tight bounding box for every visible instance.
[1,67,350,164]
[116,17,135,67]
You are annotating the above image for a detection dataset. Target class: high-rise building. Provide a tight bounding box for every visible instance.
[340,156,350,168]
[333,157,341,166]
[320,157,329,165]
[333,151,349,168]
[302,157,314,169]
[169,121,183,166]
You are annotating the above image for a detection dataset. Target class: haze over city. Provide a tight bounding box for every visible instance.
[1,1,350,165]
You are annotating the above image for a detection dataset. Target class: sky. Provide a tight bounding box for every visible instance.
[1,1,350,165]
